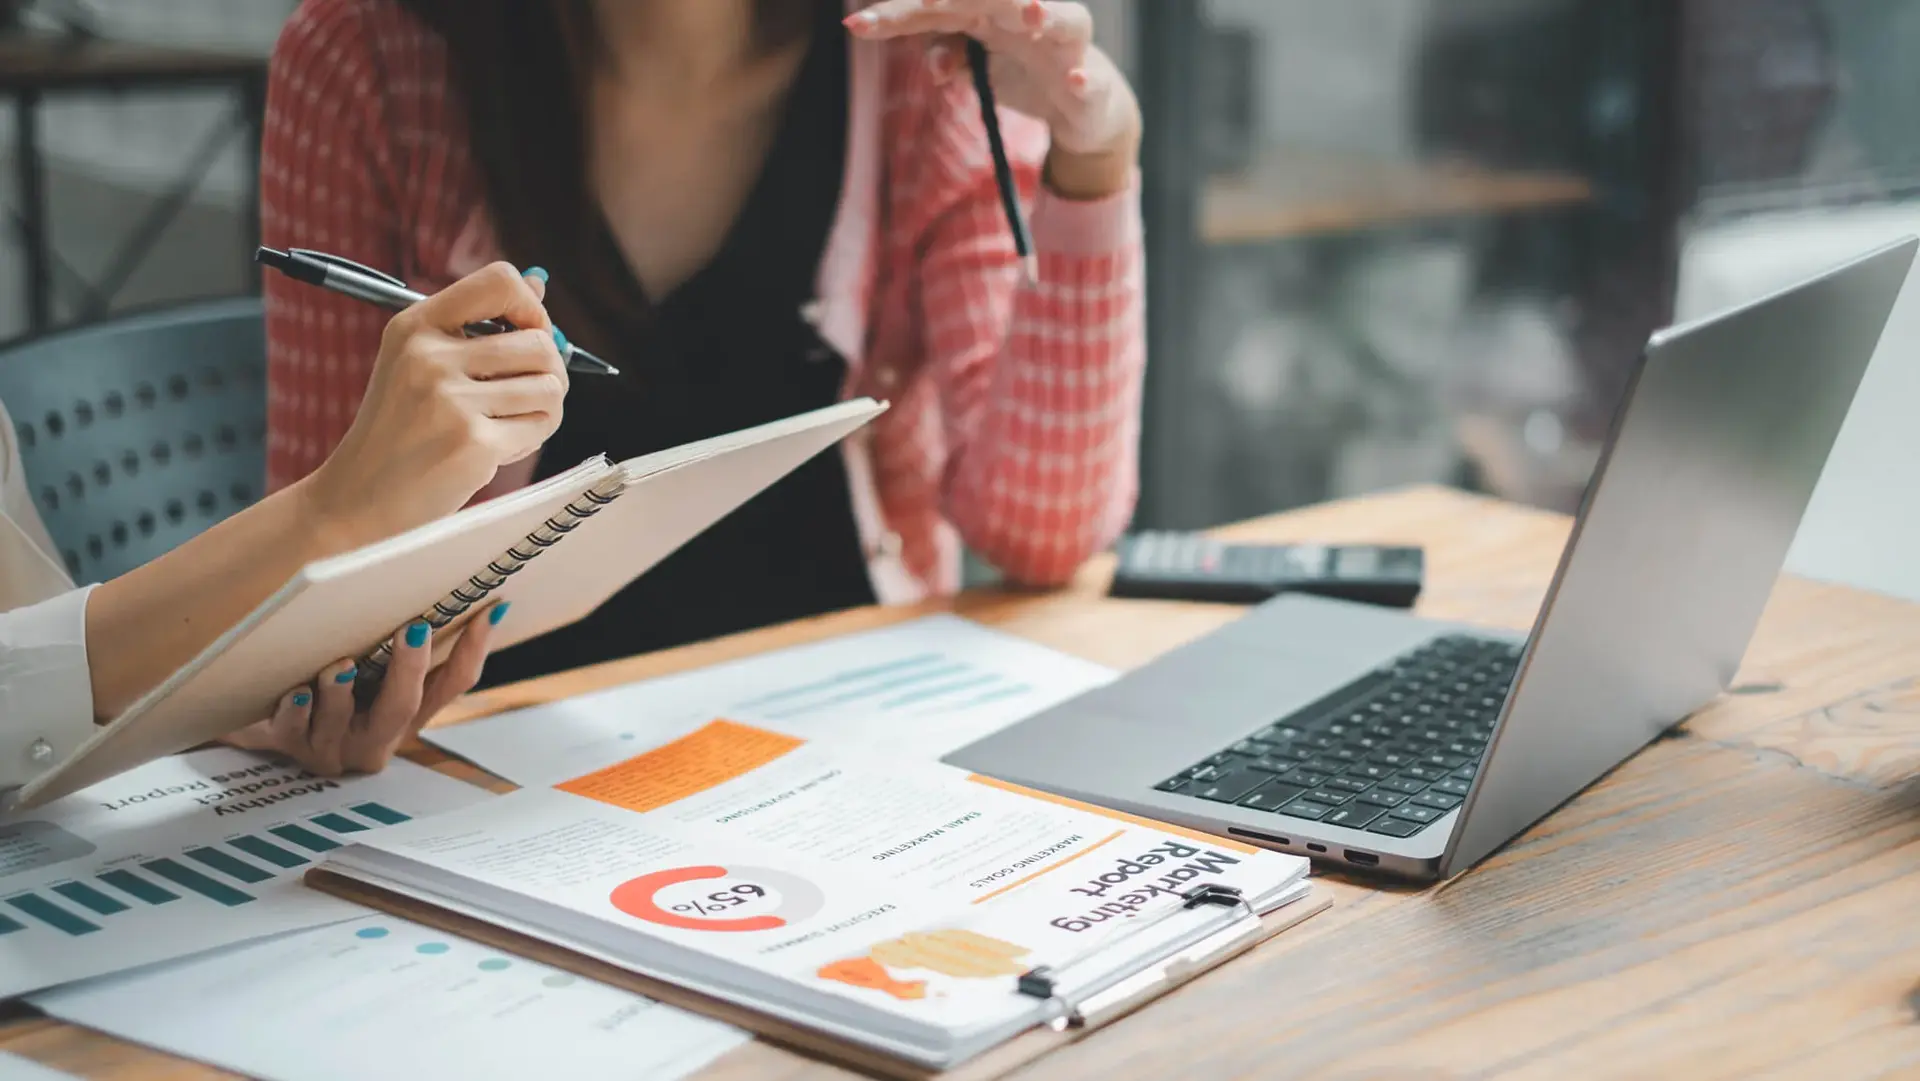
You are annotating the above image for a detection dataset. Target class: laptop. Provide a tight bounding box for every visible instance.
[946,237,1917,882]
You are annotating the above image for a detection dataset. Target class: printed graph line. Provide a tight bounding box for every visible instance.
[733,653,947,710]
[915,682,1034,718]
[763,662,975,720]
[878,673,1003,711]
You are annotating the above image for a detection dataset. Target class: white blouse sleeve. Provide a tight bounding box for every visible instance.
[0,398,99,798]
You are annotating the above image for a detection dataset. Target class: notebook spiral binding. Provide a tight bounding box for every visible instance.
[350,475,629,707]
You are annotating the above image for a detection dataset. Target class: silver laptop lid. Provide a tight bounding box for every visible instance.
[1441,237,1917,878]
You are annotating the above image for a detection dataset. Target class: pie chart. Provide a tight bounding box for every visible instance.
[610,864,825,932]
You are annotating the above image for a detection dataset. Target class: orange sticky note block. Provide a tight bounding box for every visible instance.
[556,720,803,813]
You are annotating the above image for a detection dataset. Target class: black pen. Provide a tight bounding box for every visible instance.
[966,39,1037,284]
[253,246,620,377]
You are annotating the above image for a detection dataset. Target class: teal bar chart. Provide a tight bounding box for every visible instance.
[6,893,101,936]
[184,847,274,885]
[141,858,255,908]
[97,869,179,906]
[310,813,369,835]
[268,824,340,853]
[348,802,410,826]
[52,882,131,916]
[228,835,310,869]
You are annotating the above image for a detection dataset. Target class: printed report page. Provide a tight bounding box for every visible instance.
[333,720,1309,1041]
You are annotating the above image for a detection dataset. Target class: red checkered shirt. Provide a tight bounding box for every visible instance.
[262,0,1146,603]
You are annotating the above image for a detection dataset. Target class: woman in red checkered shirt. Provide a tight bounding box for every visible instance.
[262,0,1146,685]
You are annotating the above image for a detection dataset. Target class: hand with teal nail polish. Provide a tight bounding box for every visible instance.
[225,610,502,778]
[304,260,569,552]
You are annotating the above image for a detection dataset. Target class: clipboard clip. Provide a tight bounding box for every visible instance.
[1015,884,1261,1031]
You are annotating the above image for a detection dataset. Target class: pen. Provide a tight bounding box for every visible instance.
[966,39,1037,284]
[253,246,620,377]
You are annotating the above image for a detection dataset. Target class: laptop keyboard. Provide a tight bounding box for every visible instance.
[1156,635,1523,839]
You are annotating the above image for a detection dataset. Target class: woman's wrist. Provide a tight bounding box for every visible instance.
[1043,135,1139,202]
[290,470,389,561]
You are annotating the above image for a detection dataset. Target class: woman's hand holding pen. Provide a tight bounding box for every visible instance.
[224,262,560,777]
[302,261,567,551]
[846,0,1141,200]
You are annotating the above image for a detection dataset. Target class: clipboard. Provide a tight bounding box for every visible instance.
[305,869,1329,1081]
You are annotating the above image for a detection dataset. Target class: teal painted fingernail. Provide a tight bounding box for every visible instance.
[489,602,510,626]
[405,620,429,649]
[525,266,549,283]
[551,327,568,354]
[291,691,311,707]
[335,667,357,684]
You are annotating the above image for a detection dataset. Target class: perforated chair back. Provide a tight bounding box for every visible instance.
[0,298,267,585]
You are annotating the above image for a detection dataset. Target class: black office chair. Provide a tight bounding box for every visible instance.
[0,297,267,585]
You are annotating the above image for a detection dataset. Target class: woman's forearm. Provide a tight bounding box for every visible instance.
[82,476,374,720]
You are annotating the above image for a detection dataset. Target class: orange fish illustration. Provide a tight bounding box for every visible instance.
[817,956,928,1000]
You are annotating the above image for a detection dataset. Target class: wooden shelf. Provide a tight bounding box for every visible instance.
[0,34,263,92]
[1202,150,1595,245]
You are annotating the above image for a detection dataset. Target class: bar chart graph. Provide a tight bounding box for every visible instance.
[427,614,1121,784]
[738,653,1041,721]
[2,748,488,1000]
[1,801,419,938]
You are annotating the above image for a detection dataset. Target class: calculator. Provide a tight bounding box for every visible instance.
[1108,532,1424,608]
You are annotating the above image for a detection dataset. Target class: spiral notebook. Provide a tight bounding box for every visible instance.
[8,399,885,811]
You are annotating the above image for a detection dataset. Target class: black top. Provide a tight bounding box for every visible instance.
[479,3,873,688]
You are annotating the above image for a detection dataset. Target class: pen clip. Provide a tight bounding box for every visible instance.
[289,248,407,288]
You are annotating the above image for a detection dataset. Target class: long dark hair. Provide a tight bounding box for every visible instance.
[392,0,816,351]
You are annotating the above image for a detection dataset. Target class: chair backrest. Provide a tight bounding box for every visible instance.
[0,297,267,585]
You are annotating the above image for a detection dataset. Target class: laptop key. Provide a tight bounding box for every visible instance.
[1347,762,1394,782]
[1389,804,1444,824]
[1379,776,1429,796]
[1192,769,1271,804]
[1324,804,1387,830]
[1230,740,1270,757]
[1326,776,1373,794]
[1278,798,1337,821]
[1401,763,1448,782]
[1186,764,1224,782]
[1433,778,1472,797]
[1453,763,1478,780]
[1237,783,1306,812]
[1413,791,1463,811]
[1367,817,1425,838]
[1155,777,1190,793]
[1306,757,1349,774]
[1354,790,1406,808]
[1279,768,1330,788]
[1303,788,1354,807]
[1246,757,1292,774]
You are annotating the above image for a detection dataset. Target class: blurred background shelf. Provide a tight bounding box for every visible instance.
[1203,151,1595,245]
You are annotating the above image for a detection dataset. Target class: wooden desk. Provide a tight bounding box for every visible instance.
[8,485,1920,1079]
